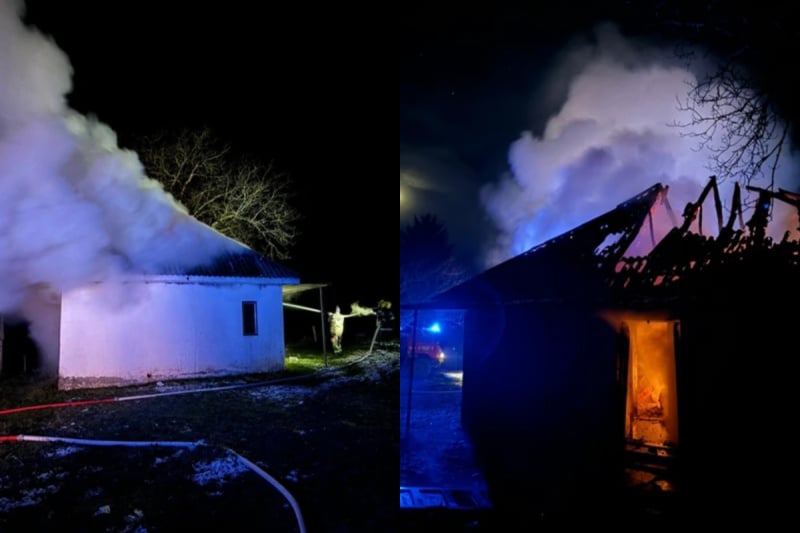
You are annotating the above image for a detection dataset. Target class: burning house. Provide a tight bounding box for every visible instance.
[0,225,301,389]
[411,177,800,518]
[0,4,302,390]
[57,245,300,390]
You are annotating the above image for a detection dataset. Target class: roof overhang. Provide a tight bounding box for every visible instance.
[282,283,330,297]
[76,275,302,286]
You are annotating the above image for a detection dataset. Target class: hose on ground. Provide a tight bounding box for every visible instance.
[0,350,384,531]
[0,434,307,533]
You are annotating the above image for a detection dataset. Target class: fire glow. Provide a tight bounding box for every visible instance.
[602,310,680,452]
[625,319,679,449]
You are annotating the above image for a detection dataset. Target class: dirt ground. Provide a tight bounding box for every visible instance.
[0,340,399,532]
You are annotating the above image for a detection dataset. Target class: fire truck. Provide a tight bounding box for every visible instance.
[400,326,446,378]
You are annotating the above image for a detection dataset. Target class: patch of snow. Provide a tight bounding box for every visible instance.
[124,508,145,523]
[84,487,103,498]
[153,449,185,466]
[149,378,250,395]
[248,384,315,402]
[45,446,82,458]
[0,485,59,512]
[316,376,351,390]
[95,504,111,516]
[361,366,384,382]
[192,455,247,486]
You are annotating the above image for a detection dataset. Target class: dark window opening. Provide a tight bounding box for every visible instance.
[0,319,41,376]
[242,301,258,336]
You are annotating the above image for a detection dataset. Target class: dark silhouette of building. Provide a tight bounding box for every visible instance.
[409,178,800,523]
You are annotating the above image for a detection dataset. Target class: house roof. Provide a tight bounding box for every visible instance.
[408,183,666,309]
[412,178,800,311]
[611,213,800,305]
[159,249,301,281]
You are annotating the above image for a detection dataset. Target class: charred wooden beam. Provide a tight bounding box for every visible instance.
[679,176,723,235]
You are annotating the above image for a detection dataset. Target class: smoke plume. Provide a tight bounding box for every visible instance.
[481,23,800,268]
[0,0,243,374]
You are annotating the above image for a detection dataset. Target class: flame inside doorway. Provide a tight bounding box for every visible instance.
[624,320,679,449]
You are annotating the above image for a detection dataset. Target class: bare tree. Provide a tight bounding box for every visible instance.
[135,128,300,260]
[620,1,798,192]
[673,60,789,192]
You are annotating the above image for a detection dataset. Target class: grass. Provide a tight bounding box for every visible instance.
[284,344,371,374]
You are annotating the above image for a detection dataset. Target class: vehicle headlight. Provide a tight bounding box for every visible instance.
[437,351,446,363]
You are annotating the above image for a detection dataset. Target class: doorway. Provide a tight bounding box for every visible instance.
[624,319,680,450]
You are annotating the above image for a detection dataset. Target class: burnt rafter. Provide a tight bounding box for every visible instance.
[723,182,745,235]
[745,184,800,236]
[614,180,800,304]
[418,179,800,312]
[678,176,724,236]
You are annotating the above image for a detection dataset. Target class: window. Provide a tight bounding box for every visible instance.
[242,301,258,336]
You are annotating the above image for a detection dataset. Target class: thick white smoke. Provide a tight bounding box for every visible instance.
[481,23,800,268]
[0,0,243,374]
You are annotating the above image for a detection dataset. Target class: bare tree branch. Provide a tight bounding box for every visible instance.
[135,128,301,260]
[671,59,789,196]
[620,0,798,205]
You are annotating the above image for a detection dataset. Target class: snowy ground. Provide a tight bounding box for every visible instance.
[400,370,487,493]
[0,344,399,532]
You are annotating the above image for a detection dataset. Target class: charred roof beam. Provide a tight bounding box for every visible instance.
[679,176,724,236]
[746,184,800,237]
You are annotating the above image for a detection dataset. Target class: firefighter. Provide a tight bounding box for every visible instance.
[375,300,394,331]
[328,306,345,354]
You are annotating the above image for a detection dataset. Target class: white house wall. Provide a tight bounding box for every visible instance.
[58,279,286,389]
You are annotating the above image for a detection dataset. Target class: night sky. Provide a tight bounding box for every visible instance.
[19,0,391,308]
[400,4,644,273]
[401,2,800,277]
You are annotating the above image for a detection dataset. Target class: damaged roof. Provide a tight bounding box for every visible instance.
[159,249,301,281]
[611,213,800,305]
[416,178,800,311]
[417,183,666,308]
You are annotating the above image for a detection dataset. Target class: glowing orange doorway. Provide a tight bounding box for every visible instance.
[624,320,679,449]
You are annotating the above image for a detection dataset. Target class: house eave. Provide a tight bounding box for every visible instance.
[80,275,301,286]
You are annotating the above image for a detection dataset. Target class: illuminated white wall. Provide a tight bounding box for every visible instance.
[58,277,288,389]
